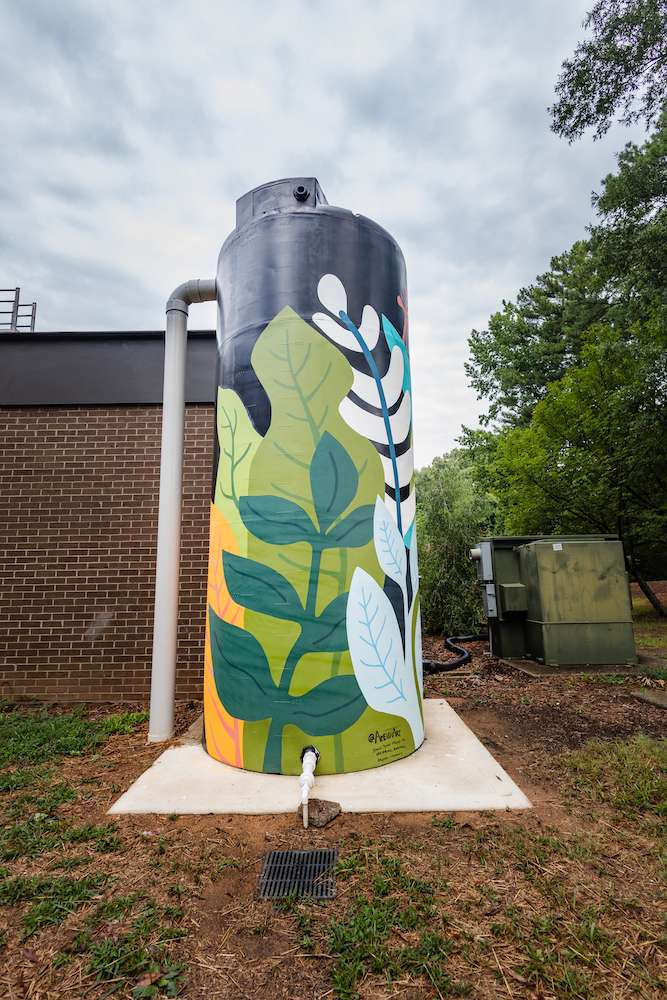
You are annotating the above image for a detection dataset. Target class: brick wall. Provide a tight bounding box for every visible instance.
[0,405,214,702]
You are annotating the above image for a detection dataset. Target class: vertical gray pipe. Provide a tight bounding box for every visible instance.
[148,278,217,742]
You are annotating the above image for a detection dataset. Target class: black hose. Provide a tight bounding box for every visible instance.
[423,633,487,674]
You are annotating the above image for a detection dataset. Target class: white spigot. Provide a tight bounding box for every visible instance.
[299,746,320,829]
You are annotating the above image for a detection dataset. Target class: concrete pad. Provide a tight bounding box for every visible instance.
[109,700,531,816]
[501,658,646,678]
[630,689,667,710]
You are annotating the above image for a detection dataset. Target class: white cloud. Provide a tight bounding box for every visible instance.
[0,0,642,465]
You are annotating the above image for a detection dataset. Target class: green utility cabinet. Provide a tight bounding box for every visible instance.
[471,535,637,666]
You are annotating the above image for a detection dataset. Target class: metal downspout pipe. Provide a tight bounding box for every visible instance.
[148,278,217,743]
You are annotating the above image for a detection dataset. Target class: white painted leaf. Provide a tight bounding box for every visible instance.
[312,311,362,352]
[338,392,412,448]
[313,278,381,353]
[409,529,419,596]
[378,449,414,491]
[317,273,347,316]
[358,304,380,349]
[347,568,424,746]
[373,497,406,587]
[351,346,403,407]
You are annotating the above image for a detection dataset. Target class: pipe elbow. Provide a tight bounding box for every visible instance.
[166,278,217,315]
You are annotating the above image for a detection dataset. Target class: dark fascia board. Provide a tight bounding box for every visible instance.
[0,330,217,406]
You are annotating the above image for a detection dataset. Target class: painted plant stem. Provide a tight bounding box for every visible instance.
[262,541,321,772]
[331,548,348,771]
[339,310,403,534]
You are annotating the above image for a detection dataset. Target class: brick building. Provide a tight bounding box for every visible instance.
[0,330,217,702]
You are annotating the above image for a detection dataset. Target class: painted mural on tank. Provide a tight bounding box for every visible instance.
[204,275,423,775]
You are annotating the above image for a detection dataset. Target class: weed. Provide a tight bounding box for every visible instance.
[336,851,365,879]
[432,814,456,830]
[7,780,77,818]
[88,893,143,925]
[0,769,42,793]
[0,873,107,937]
[49,855,90,871]
[521,943,593,998]
[216,856,240,873]
[0,817,122,860]
[83,901,186,998]
[644,668,667,681]
[99,711,149,736]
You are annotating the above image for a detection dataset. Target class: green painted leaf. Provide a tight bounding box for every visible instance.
[323,505,375,549]
[214,388,261,514]
[239,495,317,546]
[209,607,275,721]
[301,592,349,652]
[287,674,367,736]
[310,432,358,532]
[223,551,303,621]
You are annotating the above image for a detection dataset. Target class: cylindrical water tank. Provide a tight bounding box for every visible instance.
[204,177,424,774]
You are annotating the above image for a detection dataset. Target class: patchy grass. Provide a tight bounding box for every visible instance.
[562,735,666,820]
[0,873,107,938]
[0,695,665,999]
[324,856,468,999]
[0,707,148,767]
[57,898,186,998]
[632,597,667,651]
[0,765,121,861]
[0,816,122,860]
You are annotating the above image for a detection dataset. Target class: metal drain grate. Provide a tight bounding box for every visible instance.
[258,848,338,900]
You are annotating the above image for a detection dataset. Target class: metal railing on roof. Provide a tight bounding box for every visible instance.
[0,288,36,331]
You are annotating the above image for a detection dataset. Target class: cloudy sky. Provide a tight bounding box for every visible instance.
[1,1,640,467]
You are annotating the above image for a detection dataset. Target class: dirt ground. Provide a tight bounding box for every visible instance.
[0,611,665,999]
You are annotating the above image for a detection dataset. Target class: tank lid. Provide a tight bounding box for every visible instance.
[235,177,328,229]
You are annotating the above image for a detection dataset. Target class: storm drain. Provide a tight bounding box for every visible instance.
[258,848,338,900]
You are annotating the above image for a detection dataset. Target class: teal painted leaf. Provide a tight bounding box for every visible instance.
[209,607,275,721]
[323,505,374,549]
[310,432,358,532]
[223,551,303,621]
[239,495,317,546]
[301,592,349,652]
[287,674,367,736]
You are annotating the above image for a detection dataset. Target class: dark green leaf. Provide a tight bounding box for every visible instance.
[209,607,275,721]
[239,495,317,546]
[323,505,374,549]
[287,674,367,736]
[301,592,349,652]
[310,432,358,532]
[223,552,303,621]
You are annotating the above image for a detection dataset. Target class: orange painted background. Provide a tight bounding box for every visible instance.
[203,502,244,766]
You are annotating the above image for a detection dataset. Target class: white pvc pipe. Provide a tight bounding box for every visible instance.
[299,747,319,829]
[148,278,217,743]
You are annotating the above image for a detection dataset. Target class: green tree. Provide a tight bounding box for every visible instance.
[467,112,666,429]
[415,453,498,634]
[591,110,667,325]
[466,242,609,427]
[550,0,667,142]
[490,322,667,612]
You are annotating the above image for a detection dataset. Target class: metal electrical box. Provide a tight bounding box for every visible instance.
[471,535,637,666]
